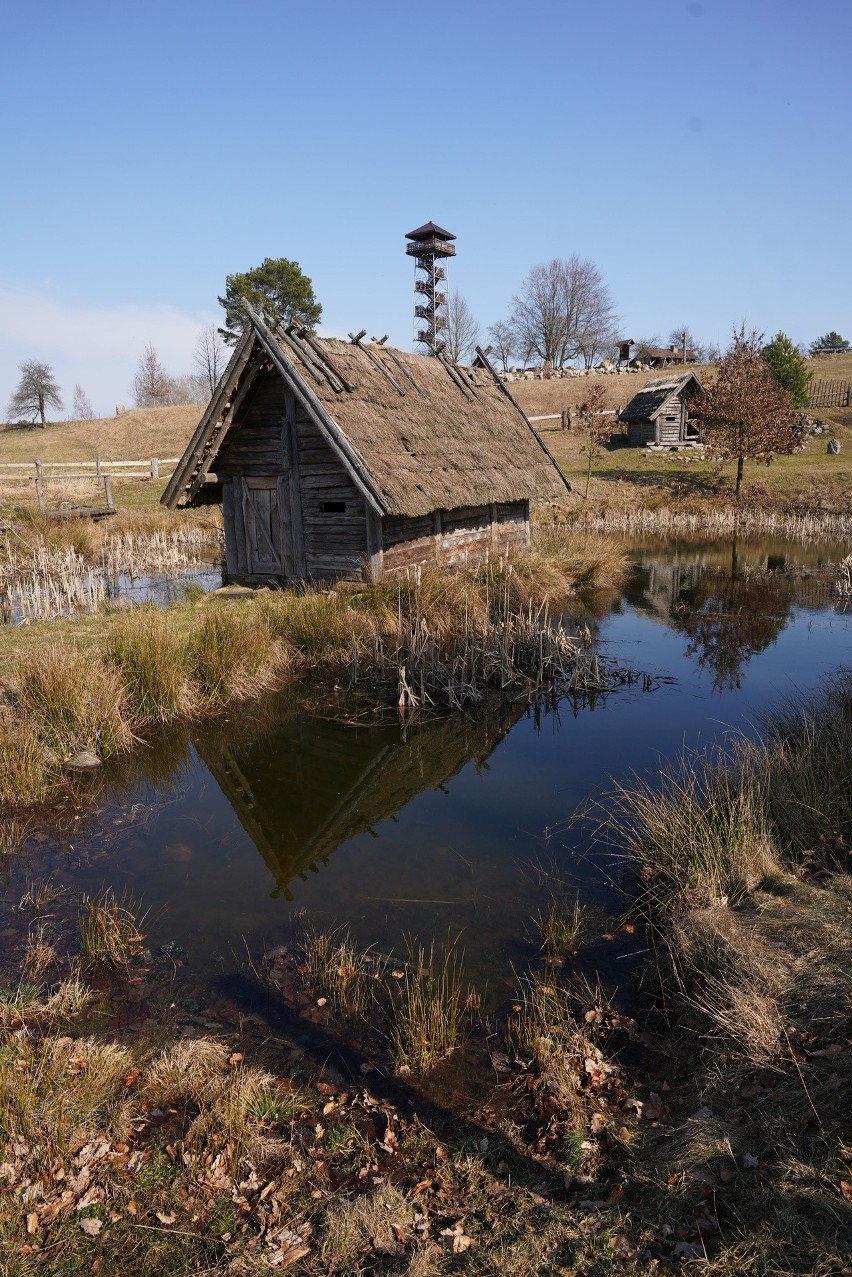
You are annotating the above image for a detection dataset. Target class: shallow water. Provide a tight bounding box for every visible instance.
[4,535,851,1008]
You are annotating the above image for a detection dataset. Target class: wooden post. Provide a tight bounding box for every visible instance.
[96,457,102,478]
[35,460,45,512]
[561,409,569,430]
[103,475,114,510]
[150,457,159,479]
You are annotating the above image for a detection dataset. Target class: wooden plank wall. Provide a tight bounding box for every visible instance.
[657,400,684,445]
[295,412,368,578]
[381,501,528,574]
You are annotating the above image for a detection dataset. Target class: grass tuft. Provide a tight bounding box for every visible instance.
[78,888,146,969]
[388,940,468,1074]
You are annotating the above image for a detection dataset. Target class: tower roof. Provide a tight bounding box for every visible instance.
[405,221,456,242]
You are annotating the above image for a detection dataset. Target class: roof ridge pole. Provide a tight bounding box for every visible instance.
[349,331,407,396]
[436,349,476,402]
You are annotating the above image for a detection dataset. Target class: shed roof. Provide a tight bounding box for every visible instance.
[162,310,570,516]
[405,221,456,241]
[643,346,698,362]
[619,372,704,422]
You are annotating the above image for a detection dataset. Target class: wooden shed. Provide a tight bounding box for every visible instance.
[620,372,704,447]
[162,307,570,583]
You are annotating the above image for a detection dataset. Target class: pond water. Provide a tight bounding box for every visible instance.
[4,535,851,1011]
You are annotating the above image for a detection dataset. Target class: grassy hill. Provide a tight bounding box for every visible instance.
[0,404,203,463]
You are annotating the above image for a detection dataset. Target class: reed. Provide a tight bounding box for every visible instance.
[189,603,288,705]
[298,924,379,1018]
[388,940,468,1074]
[537,892,586,957]
[567,503,852,544]
[78,888,146,969]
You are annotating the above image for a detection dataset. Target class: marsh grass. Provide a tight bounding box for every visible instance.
[536,892,587,958]
[0,974,91,1028]
[107,607,192,724]
[298,924,380,1018]
[509,977,594,1128]
[388,940,468,1074]
[15,644,135,760]
[78,888,146,969]
[0,531,627,813]
[604,751,777,919]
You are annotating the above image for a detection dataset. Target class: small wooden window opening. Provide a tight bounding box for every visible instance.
[320,500,347,513]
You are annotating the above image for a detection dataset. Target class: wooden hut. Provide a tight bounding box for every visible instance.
[620,372,704,447]
[162,307,570,583]
[641,344,699,368]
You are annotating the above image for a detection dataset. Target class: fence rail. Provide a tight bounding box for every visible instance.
[808,379,852,409]
[0,457,180,481]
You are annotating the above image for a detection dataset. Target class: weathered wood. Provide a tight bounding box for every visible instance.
[296,329,355,392]
[191,361,269,494]
[365,508,383,581]
[245,303,386,516]
[162,329,255,508]
[276,325,331,388]
[222,482,240,577]
[436,351,476,401]
[383,347,426,395]
[283,388,307,578]
[358,343,406,396]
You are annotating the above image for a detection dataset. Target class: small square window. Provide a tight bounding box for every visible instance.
[320,501,346,513]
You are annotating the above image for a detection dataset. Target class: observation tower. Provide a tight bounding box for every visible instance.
[405,221,456,352]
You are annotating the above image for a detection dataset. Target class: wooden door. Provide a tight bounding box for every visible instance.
[241,477,289,576]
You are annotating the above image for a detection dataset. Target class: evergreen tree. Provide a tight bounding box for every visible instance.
[761,332,812,408]
[218,257,322,344]
[809,331,849,355]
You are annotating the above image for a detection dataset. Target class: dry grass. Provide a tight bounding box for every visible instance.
[14,643,135,760]
[318,1182,414,1274]
[0,531,627,813]
[78,888,146,970]
[0,404,202,462]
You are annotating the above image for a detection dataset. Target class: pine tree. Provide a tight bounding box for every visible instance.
[761,333,812,408]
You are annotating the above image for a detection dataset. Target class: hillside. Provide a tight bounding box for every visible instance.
[0,404,203,463]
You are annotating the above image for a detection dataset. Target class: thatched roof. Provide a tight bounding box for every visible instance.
[162,309,570,515]
[620,372,704,423]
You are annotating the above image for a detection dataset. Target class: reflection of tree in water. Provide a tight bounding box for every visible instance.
[672,543,793,690]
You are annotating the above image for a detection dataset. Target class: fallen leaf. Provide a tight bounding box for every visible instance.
[719,1165,736,1184]
[840,1181,852,1202]
[228,1053,244,1065]
[26,1212,38,1235]
[440,1224,473,1253]
[622,923,636,934]
[316,998,327,1007]
[124,1071,139,1088]
[742,1153,759,1169]
[78,1217,102,1236]
[155,1211,177,1225]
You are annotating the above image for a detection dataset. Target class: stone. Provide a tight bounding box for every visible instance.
[827,438,841,455]
[66,750,101,771]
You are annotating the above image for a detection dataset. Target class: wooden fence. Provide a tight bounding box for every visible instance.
[808,379,852,409]
[0,458,181,514]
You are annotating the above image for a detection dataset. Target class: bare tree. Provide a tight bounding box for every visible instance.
[442,292,481,364]
[132,344,172,407]
[486,320,517,372]
[509,257,618,369]
[194,325,229,397]
[694,326,800,495]
[168,374,208,406]
[71,385,94,420]
[7,360,63,427]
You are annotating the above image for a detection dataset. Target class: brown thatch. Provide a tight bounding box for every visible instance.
[620,372,704,423]
[162,313,569,516]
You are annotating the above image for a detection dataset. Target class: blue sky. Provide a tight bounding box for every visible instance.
[1,0,850,416]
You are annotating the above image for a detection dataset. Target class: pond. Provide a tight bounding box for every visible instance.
[3,534,851,1016]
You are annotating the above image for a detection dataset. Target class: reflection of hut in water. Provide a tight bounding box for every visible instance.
[194,703,524,898]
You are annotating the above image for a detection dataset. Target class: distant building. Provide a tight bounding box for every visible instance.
[640,343,699,368]
[620,372,704,446]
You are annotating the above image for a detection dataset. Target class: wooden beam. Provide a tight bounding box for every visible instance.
[161,330,255,509]
[436,351,476,402]
[186,358,263,503]
[276,325,330,387]
[383,348,426,396]
[296,328,355,392]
